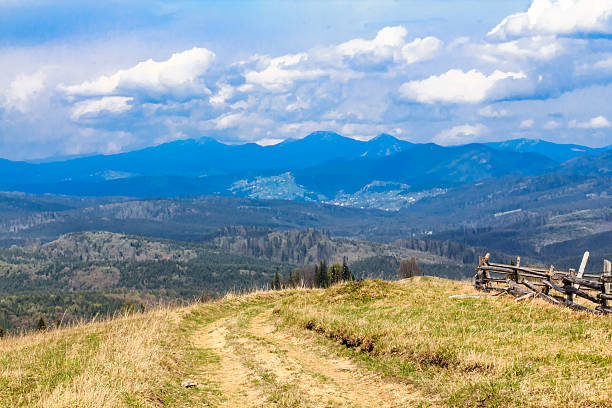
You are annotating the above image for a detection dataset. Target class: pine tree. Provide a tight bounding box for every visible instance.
[342,256,354,281]
[315,260,329,288]
[36,317,47,331]
[271,271,281,290]
[329,263,342,284]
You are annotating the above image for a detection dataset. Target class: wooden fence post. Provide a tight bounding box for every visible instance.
[567,269,576,303]
[570,252,589,302]
[602,259,611,309]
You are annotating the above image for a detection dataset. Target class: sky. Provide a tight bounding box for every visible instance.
[1,0,612,161]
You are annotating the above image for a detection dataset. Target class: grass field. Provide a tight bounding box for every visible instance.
[1,277,611,407]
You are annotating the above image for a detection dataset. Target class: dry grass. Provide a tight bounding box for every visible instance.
[0,308,198,408]
[2,277,611,407]
[274,277,612,407]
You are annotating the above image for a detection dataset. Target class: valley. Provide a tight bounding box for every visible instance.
[1,134,612,333]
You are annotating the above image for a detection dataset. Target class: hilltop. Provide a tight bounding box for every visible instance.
[2,277,611,407]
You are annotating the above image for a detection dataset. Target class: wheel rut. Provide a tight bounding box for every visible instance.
[193,306,436,407]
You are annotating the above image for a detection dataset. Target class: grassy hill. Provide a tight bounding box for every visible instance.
[2,277,611,407]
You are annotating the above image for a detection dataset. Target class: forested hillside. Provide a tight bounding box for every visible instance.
[212,226,457,265]
[0,231,295,331]
[0,230,469,331]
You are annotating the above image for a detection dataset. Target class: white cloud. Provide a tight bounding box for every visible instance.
[400,36,443,64]
[569,115,612,128]
[334,26,442,66]
[433,123,487,145]
[520,119,535,128]
[479,105,509,118]
[71,96,133,120]
[60,47,215,96]
[212,112,244,130]
[399,69,527,104]
[2,70,46,112]
[244,53,326,92]
[336,26,407,57]
[256,138,284,146]
[488,0,612,40]
[477,36,564,62]
[209,83,235,107]
[543,119,560,129]
[593,55,612,70]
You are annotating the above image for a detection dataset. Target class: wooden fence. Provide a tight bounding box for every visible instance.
[474,251,612,314]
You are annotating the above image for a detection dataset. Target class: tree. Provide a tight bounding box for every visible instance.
[288,269,301,288]
[36,317,47,331]
[315,260,329,288]
[329,262,343,284]
[342,256,354,282]
[271,271,282,290]
[397,257,421,279]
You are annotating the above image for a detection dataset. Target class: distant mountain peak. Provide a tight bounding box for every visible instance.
[368,133,402,144]
[302,131,345,142]
[195,136,225,145]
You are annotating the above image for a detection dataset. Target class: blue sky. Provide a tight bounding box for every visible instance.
[1,0,612,160]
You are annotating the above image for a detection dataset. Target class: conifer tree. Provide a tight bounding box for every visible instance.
[315,260,329,288]
[342,256,354,281]
[329,262,342,284]
[271,271,282,290]
[36,317,47,331]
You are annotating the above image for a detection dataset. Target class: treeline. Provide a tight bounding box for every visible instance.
[271,257,354,289]
[394,238,486,264]
[215,228,337,265]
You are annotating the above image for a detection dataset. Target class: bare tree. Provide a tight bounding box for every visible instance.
[397,257,421,279]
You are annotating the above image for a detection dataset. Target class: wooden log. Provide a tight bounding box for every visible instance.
[474,283,505,294]
[543,280,567,295]
[486,264,550,278]
[506,279,532,296]
[564,301,598,314]
[563,285,601,305]
[479,267,550,281]
[536,291,562,305]
[514,293,534,302]
[598,293,612,301]
[562,275,603,291]
[479,278,507,283]
[602,259,611,308]
[596,305,612,314]
[521,280,544,293]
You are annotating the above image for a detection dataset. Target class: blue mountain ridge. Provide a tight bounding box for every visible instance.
[1,132,610,200]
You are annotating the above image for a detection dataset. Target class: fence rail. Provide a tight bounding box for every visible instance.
[474,252,612,314]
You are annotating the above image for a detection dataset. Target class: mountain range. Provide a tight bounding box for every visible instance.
[1,132,611,209]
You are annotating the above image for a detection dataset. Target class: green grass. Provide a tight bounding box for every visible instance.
[1,278,611,407]
[274,277,612,407]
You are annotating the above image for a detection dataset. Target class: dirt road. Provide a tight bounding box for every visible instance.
[191,305,431,408]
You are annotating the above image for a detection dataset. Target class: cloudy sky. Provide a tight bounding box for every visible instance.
[2,0,612,160]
